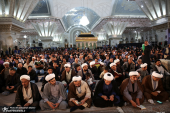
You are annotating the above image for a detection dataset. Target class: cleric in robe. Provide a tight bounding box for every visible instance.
[142,71,169,104]
[40,73,68,110]
[93,72,123,107]
[11,75,41,110]
[120,71,144,108]
[68,76,92,112]
[61,63,76,87]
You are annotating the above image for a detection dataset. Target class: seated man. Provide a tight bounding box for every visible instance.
[35,57,44,75]
[68,76,92,112]
[27,66,38,83]
[109,63,123,87]
[40,74,68,110]
[0,62,10,90]
[99,61,105,73]
[120,71,144,107]
[16,63,27,76]
[61,63,76,87]
[53,62,61,81]
[41,67,59,92]
[122,58,135,78]
[153,60,170,91]
[29,57,36,70]
[89,61,99,80]
[142,71,169,104]
[136,63,149,82]
[11,75,41,111]
[74,64,81,75]
[78,63,94,80]
[93,72,122,107]
[114,59,123,73]
[72,58,81,69]
[135,59,142,70]
[2,68,20,96]
[99,66,109,79]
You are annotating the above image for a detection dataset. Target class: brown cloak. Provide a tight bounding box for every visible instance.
[120,78,144,103]
[142,75,169,101]
[68,81,92,107]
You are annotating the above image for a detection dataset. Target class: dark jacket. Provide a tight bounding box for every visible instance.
[61,69,76,84]
[142,45,151,64]
[94,79,120,98]
[14,83,41,106]
[28,69,37,81]
[152,65,168,73]
[16,67,27,76]
[6,73,20,89]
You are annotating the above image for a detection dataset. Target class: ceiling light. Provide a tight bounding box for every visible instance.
[79,15,89,26]
[141,5,143,8]
[24,35,27,38]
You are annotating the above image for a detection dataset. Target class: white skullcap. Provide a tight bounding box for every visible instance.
[32,57,36,59]
[90,61,95,66]
[110,63,116,67]
[100,62,105,65]
[114,59,120,64]
[40,59,45,61]
[152,71,163,78]
[81,63,88,68]
[104,72,114,81]
[3,62,9,66]
[64,63,71,68]
[72,76,82,82]
[129,71,139,76]
[45,73,55,81]
[140,63,147,68]
[20,75,30,81]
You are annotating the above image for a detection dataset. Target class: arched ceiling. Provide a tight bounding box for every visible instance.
[48,0,114,18]
[62,7,100,31]
[25,0,161,34]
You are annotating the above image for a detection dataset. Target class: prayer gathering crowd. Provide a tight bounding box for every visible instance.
[0,41,170,112]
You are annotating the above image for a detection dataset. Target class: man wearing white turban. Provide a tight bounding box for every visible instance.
[136,63,149,81]
[77,63,94,80]
[142,71,169,104]
[93,72,123,107]
[40,74,68,110]
[68,76,92,112]
[61,63,76,87]
[120,71,144,108]
[11,74,41,111]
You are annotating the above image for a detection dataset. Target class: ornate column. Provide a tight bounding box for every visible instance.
[0,0,39,51]
[103,22,128,46]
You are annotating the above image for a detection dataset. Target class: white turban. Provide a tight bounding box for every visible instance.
[90,61,95,66]
[110,63,116,67]
[129,71,139,76]
[20,75,30,81]
[3,62,9,66]
[140,63,147,68]
[100,62,105,65]
[152,71,163,78]
[45,73,55,81]
[64,63,71,68]
[72,76,82,82]
[81,63,88,68]
[114,59,120,64]
[32,57,36,59]
[104,72,114,81]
